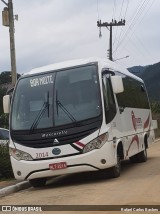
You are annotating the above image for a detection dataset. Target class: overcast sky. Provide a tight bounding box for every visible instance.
[0,0,159,74]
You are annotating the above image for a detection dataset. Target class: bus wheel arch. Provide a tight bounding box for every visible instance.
[138,135,148,162]
[144,134,148,149]
[130,136,148,163]
[107,141,124,178]
[117,141,124,161]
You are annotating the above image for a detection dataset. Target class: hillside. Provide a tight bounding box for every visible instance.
[141,62,160,101]
[128,62,160,101]
[128,65,148,75]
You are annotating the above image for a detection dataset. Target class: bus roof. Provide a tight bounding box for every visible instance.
[23,57,143,82]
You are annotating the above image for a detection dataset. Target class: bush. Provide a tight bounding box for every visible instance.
[0,114,9,129]
[0,143,14,178]
[151,101,160,113]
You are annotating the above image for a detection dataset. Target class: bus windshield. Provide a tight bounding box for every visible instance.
[11,65,101,131]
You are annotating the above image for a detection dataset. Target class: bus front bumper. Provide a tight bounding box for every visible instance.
[11,144,116,180]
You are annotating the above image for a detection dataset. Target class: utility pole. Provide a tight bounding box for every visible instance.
[97,19,125,61]
[1,0,17,86]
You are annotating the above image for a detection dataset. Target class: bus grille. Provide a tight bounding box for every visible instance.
[15,127,98,148]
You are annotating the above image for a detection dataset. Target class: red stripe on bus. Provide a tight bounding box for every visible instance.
[75,141,85,148]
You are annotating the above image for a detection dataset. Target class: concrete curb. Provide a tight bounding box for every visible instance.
[155,138,160,143]
[0,181,31,197]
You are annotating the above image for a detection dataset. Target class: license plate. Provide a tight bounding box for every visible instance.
[49,162,67,170]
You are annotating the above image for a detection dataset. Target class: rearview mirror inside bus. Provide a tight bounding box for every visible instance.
[3,95,10,114]
[111,76,124,94]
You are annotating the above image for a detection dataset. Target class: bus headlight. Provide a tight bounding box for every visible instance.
[9,147,33,161]
[83,133,109,153]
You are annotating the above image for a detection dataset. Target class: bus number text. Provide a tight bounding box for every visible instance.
[36,152,49,159]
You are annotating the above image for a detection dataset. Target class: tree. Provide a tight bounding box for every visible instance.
[151,101,160,113]
[0,86,9,128]
[0,86,7,115]
[0,71,21,84]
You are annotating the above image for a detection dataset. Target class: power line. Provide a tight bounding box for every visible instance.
[124,0,130,20]
[112,0,117,20]
[114,28,153,65]
[113,0,129,48]
[133,0,155,28]
[119,0,125,21]
[113,0,151,55]
[96,0,100,20]
[114,0,147,52]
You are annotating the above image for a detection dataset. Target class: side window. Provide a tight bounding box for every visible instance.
[139,83,149,109]
[116,74,150,109]
[116,75,129,108]
[103,73,116,124]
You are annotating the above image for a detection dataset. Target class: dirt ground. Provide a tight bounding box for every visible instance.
[0,140,160,214]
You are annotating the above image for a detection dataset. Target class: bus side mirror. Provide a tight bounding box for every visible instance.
[111,76,124,94]
[3,95,10,114]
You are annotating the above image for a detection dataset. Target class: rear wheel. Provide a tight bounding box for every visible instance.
[129,154,139,163]
[137,148,147,162]
[130,148,147,163]
[29,178,47,188]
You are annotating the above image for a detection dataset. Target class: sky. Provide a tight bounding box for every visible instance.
[0,0,160,74]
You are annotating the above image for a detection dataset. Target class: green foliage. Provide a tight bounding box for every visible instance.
[151,101,160,113]
[0,144,14,178]
[0,114,9,129]
[0,71,21,84]
[0,72,12,84]
[0,86,9,128]
[0,71,21,128]
[0,86,7,116]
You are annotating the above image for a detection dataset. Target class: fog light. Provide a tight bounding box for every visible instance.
[101,159,106,164]
[17,171,21,176]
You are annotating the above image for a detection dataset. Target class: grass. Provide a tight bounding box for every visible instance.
[152,113,160,138]
[0,177,15,182]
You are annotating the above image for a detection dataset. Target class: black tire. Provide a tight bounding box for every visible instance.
[130,149,147,163]
[129,154,139,163]
[108,154,121,178]
[29,178,47,188]
[137,149,147,162]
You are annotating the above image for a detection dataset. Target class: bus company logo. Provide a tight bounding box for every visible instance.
[131,111,142,131]
[53,138,60,145]
[41,130,68,138]
[53,130,68,136]
[52,148,61,155]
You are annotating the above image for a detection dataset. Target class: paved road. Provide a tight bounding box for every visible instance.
[0,140,160,214]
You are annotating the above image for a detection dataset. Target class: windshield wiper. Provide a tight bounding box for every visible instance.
[56,91,79,125]
[30,92,49,133]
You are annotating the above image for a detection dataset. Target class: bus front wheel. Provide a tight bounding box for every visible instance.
[108,154,121,178]
[29,178,47,188]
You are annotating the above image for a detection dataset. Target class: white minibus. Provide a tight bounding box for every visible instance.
[3,58,155,187]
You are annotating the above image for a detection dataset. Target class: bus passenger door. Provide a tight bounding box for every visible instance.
[102,72,117,141]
